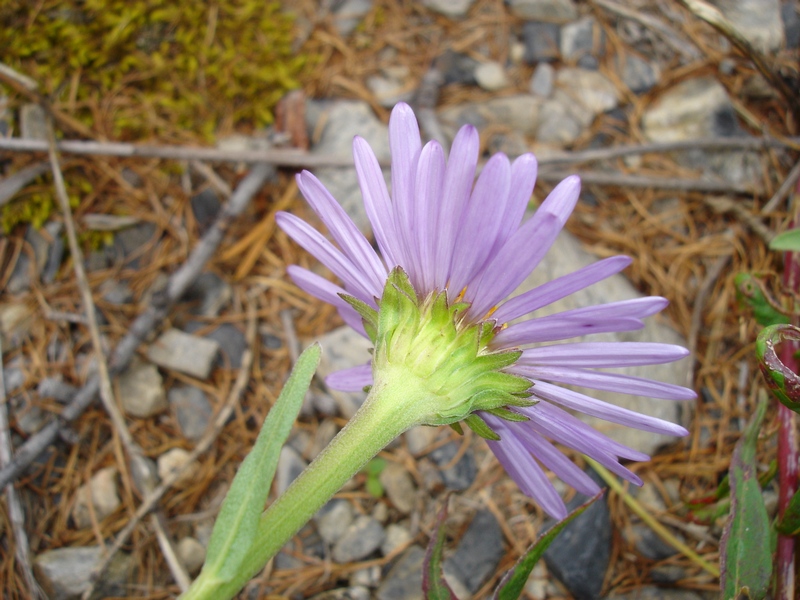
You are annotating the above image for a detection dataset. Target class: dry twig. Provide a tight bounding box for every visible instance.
[0,164,273,490]
[0,338,43,598]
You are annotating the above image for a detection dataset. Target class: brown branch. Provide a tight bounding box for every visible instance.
[1,135,798,171]
[538,169,757,194]
[763,160,800,214]
[0,164,273,490]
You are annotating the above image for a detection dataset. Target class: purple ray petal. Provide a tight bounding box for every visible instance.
[389,103,422,282]
[448,153,511,298]
[353,136,401,269]
[297,170,387,293]
[521,401,650,462]
[514,365,697,400]
[531,381,689,437]
[413,140,446,292]
[287,265,351,309]
[487,422,567,519]
[326,363,373,392]
[496,316,645,347]
[434,125,479,290]
[495,297,667,347]
[491,153,538,253]
[519,342,691,368]
[276,211,378,301]
[468,176,580,318]
[493,256,632,324]
[486,415,601,497]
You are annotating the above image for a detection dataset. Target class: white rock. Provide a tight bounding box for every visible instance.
[20,104,48,140]
[177,537,206,575]
[309,101,390,234]
[146,328,220,379]
[641,77,733,142]
[316,327,372,418]
[438,95,544,140]
[157,447,197,486]
[366,74,413,109]
[535,90,589,145]
[0,302,34,352]
[507,0,578,22]
[423,0,475,18]
[71,467,121,529]
[511,231,689,456]
[381,523,413,556]
[556,67,619,116]
[708,0,784,52]
[474,61,510,91]
[118,360,167,418]
[34,546,132,600]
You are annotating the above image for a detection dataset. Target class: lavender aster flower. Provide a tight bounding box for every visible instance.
[277,102,694,519]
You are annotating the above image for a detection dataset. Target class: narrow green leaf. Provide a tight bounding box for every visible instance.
[776,487,800,535]
[463,413,501,441]
[422,496,459,600]
[720,399,772,600]
[202,343,321,582]
[769,228,800,252]
[492,492,603,600]
[756,324,800,413]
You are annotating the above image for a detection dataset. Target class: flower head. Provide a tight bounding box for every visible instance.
[277,102,694,519]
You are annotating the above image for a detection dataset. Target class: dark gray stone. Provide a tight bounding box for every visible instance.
[8,224,51,293]
[785,1,800,48]
[207,324,246,368]
[522,22,561,63]
[429,442,476,490]
[315,499,355,545]
[181,272,231,317]
[560,16,605,62]
[37,376,77,403]
[101,280,134,305]
[544,472,611,600]
[436,50,478,85]
[332,0,372,37]
[444,510,504,594]
[332,515,386,563]
[191,189,220,234]
[617,54,659,95]
[113,222,157,267]
[169,384,213,441]
[376,545,425,600]
[42,224,64,284]
[276,446,307,495]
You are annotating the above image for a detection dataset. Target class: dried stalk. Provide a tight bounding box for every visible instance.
[0,164,273,490]
[0,337,43,598]
[1,135,798,171]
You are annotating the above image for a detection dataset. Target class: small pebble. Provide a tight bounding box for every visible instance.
[474,61,509,91]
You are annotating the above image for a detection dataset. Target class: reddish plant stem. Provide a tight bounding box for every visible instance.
[776,191,800,600]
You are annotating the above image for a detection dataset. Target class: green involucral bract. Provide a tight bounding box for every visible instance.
[343,267,533,431]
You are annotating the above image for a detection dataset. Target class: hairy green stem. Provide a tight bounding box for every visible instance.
[181,376,424,600]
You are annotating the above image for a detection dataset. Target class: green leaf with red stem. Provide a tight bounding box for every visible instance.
[492,492,603,600]
[756,324,800,413]
[720,398,772,600]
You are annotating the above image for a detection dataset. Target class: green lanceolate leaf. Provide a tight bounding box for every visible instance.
[492,492,604,600]
[756,324,800,413]
[422,495,459,600]
[201,343,321,582]
[776,487,800,535]
[720,399,772,600]
[734,273,790,327]
[769,228,800,253]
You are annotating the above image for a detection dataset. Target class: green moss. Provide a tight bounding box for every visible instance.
[1,0,312,234]
[0,0,309,139]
